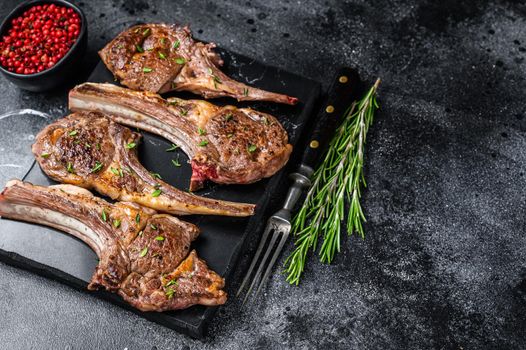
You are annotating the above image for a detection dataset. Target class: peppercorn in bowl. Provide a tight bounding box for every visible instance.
[0,0,87,91]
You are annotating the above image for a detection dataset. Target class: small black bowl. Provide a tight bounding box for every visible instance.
[0,0,87,92]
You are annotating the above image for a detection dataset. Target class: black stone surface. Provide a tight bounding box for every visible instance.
[0,0,525,349]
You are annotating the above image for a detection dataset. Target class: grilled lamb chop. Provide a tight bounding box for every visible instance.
[69,83,293,191]
[32,112,254,216]
[99,24,298,105]
[0,180,227,311]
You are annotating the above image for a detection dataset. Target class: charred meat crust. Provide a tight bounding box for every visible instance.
[0,180,226,311]
[69,83,293,191]
[99,23,298,105]
[32,112,255,216]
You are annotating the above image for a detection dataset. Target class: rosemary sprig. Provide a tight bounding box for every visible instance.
[284,79,380,285]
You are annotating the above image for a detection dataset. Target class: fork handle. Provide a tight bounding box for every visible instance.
[283,165,312,212]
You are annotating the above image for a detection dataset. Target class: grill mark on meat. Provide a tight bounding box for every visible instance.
[0,180,226,311]
[32,112,255,216]
[69,83,293,191]
[99,24,298,105]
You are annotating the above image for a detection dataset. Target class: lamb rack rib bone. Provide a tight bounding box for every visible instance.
[32,112,254,216]
[0,180,227,311]
[99,23,298,105]
[69,83,293,191]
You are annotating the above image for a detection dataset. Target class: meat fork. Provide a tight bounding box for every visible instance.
[237,68,363,302]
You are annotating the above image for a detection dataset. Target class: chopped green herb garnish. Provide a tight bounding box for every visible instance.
[139,247,148,257]
[261,117,269,125]
[133,28,141,33]
[158,51,166,59]
[96,143,101,150]
[227,133,234,138]
[212,74,221,88]
[135,213,140,224]
[150,172,162,179]
[198,127,206,136]
[166,279,178,287]
[138,230,143,237]
[110,167,119,176]
[243,87,249,96]
[180,109,188,116]
[247,144,257,153]
[155,236,165,241]
[225,113,233,121]
[91,161,103,173]
[142,28,150,36]
[171,158,181,167]
[125,142,136,149]
[165,287,175,298]
[41,152,51,158]
[135,44,144,53]
[175,57,185,64]
[198,140,209,147]
[150,224,157,230]
[101,209,107,222]
[143,67,153,73]
[166,144,179,152]
[113,219,121,228]
[66,162,74,173]
[160,37,166,45]
[68,130,78,136]
[85,143,91,149]
[119,168,124,177]
[151,189,162,197]
[172,40,180,49]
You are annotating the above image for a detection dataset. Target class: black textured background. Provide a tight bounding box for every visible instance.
[0,0,525,349]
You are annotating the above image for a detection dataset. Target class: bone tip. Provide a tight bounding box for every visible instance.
[287,96,299,105]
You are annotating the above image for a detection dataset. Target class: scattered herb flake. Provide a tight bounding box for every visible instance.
[171,158,181,167]
[101,209,107,222]
[139,247,148,257]
[172,40,180,49]
[151,172,162,179]
[151,189,162,197]
[96,143,101,150]
[198,140,209,147]
[198,127,206,136]
[165,287,175,298]
[158,51,166,59]
[150,224,158,230]
[243,88,249,96]
[41,152,51,158]
[166,144,179,152]
[135,213,140,224]
[110,167,119,176]
[91,161,103,173]
[155,236,165,241]
[227,133,234,138]
[138,230,143,237]
[175,57,185,64]
[247,144,257,153]
[166,279,178,287]
[160,37,166,45]
[68,130,78,136]
[135,44,144,53]
[125,142,136,149]
[66,162,74,173]
[143,67,153,73]
[142,28,150,36]
[113,219,121,228]
[85,143,91,149]
[225,113,233,121]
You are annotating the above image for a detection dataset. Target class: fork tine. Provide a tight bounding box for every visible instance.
[236,222,274,297]
[242,228,280,304]
[253,232,289,299]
